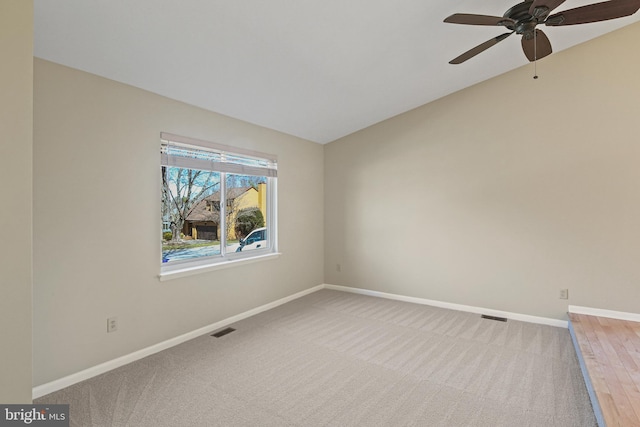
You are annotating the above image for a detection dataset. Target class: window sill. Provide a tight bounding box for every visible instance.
[159,252,281,281]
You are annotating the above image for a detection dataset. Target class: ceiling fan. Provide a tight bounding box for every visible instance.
[444,0,640,64]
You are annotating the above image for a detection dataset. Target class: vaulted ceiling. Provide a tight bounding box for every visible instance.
[34,0,640,143]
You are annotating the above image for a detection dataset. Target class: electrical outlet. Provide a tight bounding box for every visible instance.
[336,263,341,272]
[107,317,118,333]
[559,289,569,300]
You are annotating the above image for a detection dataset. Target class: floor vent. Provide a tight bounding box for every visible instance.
[481,314,508,322]
[211,327,236,338]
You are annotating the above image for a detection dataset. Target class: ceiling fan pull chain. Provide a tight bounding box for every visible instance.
[533,29,539,79]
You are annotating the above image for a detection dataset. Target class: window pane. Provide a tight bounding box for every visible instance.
[160,136,277,272]
[224,174,268,254]
[162,166,221,263]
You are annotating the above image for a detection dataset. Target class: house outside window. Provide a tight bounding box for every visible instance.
[160,132,277,274]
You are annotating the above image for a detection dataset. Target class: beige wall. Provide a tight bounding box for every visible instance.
[0,0,33,403]
[33,59,324,386]
[325,22,640,320]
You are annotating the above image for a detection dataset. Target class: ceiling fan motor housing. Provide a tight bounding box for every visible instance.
[503,1,545,35]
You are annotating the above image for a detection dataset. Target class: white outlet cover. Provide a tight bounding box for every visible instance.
[107,317,118,333]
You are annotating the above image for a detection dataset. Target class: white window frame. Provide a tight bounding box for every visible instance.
[159,132,278,280]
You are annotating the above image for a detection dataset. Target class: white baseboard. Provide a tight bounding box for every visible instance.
[34,282,570,399]
[324,284,568,328]
[568,305,640,322]
[32,284,324,399]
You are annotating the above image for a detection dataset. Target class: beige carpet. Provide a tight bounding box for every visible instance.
[36,289,596,426]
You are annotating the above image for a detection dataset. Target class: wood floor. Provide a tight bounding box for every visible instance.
[569,313,640,427]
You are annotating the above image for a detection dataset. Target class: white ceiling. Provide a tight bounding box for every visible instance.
[33,0,640,144]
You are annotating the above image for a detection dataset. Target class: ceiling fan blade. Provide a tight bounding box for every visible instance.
[521,29,553,61]
[545,0,640,25]
[529,0,567,19]
[449,32,513,64]
[444,13,515,26]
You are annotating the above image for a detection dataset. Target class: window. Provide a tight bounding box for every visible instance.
[160,132,277,274]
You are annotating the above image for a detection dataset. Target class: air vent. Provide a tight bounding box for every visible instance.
[481,314,507,322]
[211,327,236,338]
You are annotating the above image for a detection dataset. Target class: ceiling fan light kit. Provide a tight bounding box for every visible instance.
[444,0,640,64]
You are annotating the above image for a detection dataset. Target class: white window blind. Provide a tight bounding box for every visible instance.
[160,132,277,177]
